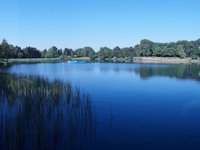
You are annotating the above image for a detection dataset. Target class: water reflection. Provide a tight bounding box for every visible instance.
[98,64,200,82]
[0,72,96,150]
[1,63,200,150]
[6,63,200,84]
[134,64,200,81]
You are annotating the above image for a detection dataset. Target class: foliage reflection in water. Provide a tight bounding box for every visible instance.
[133,64,200,81]
[0,72,96,150]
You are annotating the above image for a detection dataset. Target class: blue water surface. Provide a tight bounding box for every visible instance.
[3,63,200,150]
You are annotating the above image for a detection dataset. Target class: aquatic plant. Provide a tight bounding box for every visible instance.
[0,72,96,150]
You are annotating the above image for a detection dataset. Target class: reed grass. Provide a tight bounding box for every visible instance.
[0,72,96,150]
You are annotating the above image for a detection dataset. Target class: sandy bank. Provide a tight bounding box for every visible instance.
[132,57,200,64]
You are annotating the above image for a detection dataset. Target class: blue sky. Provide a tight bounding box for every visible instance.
[0,0,200,51]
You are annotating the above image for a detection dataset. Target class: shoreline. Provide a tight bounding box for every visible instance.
[8,58,62,63]
[99,57,200,64]
[132,57,200,64]
[0,58,63,66]
[1,57,200,66]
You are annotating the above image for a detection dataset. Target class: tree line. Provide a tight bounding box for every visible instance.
[0,38,200,60]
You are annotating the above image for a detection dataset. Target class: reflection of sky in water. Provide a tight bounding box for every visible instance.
[6,63,200,115]
[6,63,200,97]
[3,63,200,150]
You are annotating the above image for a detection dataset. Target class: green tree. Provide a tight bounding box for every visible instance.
[76,47,95,58]
[191,48,200,59]
[46,46,59,58]
[57,49,63,56]
[0,39,15,59]
[177,45,186,58]
[41,49,47,58]
[22,47,41,58]
[153,46,163,56]
[135,39,154,56]
[98,47,113,60]
[15,46,24,58]
[113,46,121,58]
[64,48,74,57]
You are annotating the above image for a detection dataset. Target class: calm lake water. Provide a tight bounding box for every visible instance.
[1,63,200,150]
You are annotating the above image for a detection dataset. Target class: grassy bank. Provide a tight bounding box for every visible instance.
[0,57,92,66]
[7,58,63,63]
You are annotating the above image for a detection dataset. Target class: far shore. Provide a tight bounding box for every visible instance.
[1,57,200,65]
[5,58,62,64]
[0,58,62,66]
[131,57,200,64]
[100,57,200,64]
